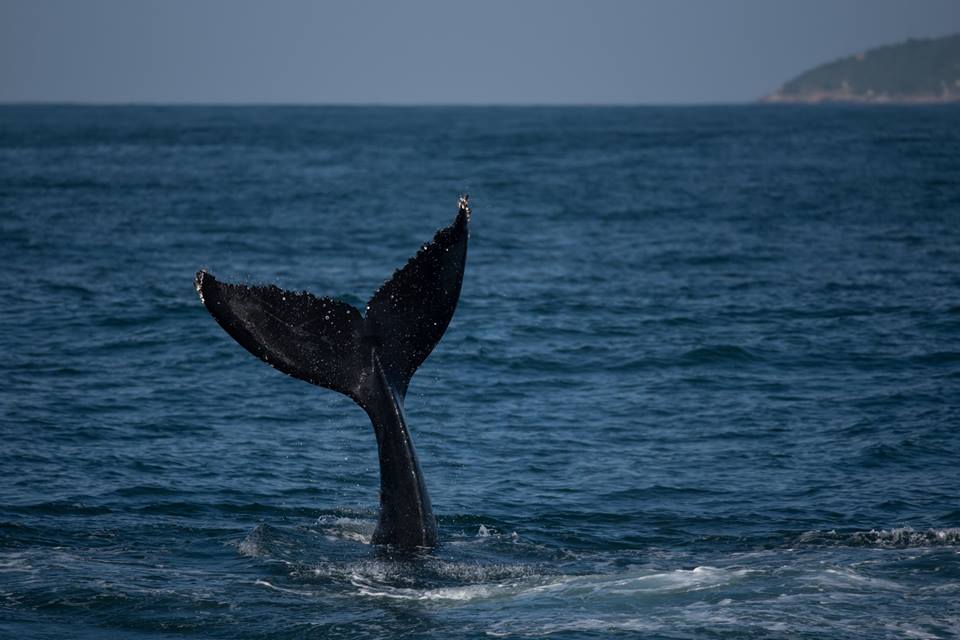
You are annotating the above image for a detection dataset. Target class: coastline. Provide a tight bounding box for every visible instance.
[760,91,960,104]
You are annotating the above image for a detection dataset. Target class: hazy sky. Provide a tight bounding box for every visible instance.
[1,0,958,104]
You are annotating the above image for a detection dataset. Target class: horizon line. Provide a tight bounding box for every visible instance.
[1,100,954,109]
[0,99,760,108]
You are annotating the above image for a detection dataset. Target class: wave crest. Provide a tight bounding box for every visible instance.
[798,527,960,547]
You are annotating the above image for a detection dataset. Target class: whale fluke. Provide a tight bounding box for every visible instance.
[364,199,469,398]
[195,195,471,549]
[194,274,365,399]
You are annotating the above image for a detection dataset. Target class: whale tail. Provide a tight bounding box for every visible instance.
[194,196,470,407]
[195,196,470,549]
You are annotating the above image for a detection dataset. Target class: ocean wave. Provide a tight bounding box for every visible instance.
[681,345,762,365]
[2,501,112,517]
[603,485,725,500]
[855,440,945,467]
[796,527,960,548]
[910,350,960,365]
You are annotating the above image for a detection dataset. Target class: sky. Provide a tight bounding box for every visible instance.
[1,0,958,105]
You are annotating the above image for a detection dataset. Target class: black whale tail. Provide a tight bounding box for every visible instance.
[194,196,470,407]
[195,196,470,549]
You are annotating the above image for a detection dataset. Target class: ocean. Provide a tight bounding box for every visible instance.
[1,105,959,638]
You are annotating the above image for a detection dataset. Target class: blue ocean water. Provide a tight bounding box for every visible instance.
[1,105,959,639]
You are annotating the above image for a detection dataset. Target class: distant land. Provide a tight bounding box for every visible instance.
[762,33,960,104]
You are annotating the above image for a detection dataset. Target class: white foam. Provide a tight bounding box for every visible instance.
[535,566,752,599]
[815,567,906,591]
[315,515,375,544]
[800,527,960,547]
[490,616,661,636]
[851,527,960,547]
[254,579,316,597]
[353,580,507,602]
[350,565,751,606]
[237,538,260,558]
[0,552,34,574]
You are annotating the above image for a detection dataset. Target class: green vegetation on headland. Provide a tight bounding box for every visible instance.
[762,33,960,103]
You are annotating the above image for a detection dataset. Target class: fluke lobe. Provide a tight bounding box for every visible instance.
[195,196,471,550]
